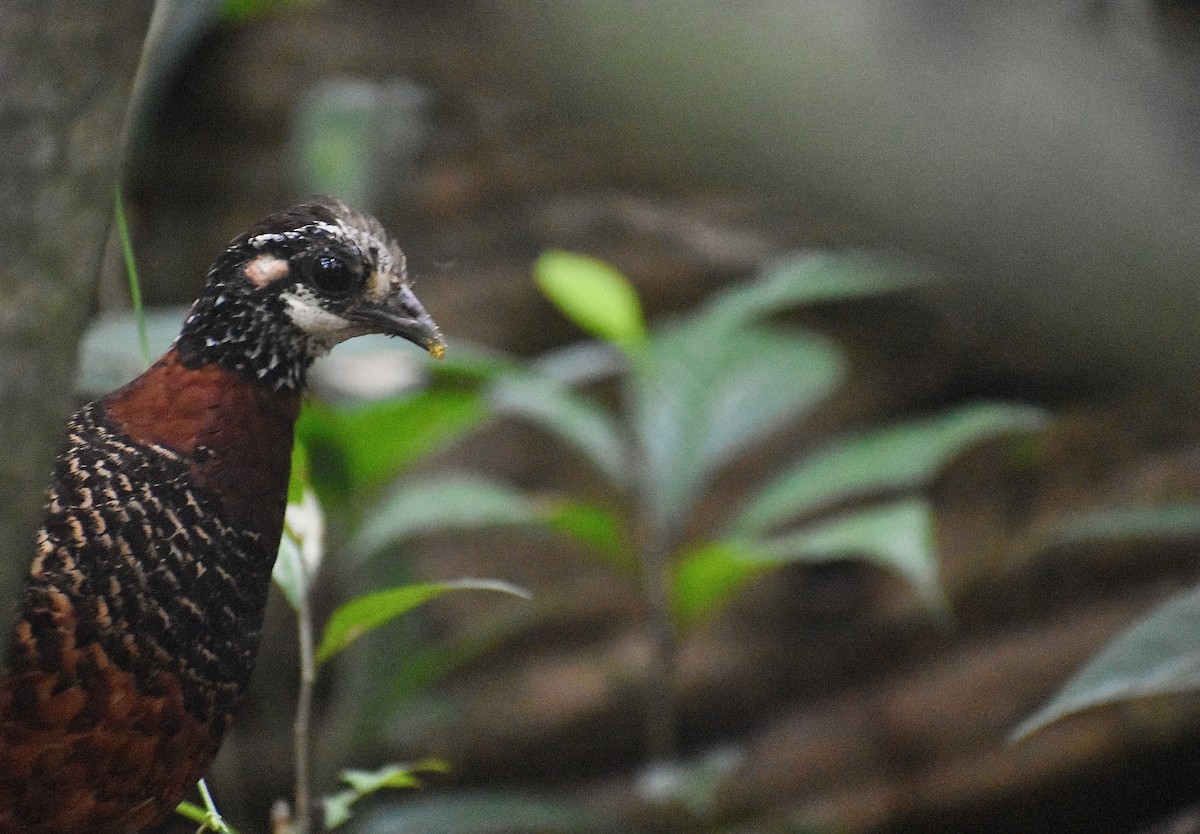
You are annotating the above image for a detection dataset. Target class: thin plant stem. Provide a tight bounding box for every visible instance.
[639,517,679,767]
[113,186,150,369]
[293,580,317,834]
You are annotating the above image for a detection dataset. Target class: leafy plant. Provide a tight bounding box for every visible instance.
[264,448,528,833]
[352,250,1048,772]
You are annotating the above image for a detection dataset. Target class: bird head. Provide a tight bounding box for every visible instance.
[175,198,445,390]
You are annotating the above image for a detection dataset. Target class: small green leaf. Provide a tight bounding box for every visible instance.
[672,540,775,630]
[1012,582,1200,740]
[315,579,530,664]
[342,759,450,793]
[534,251,647,347]
[488,374,629,489]
[731,402,1048,536]
[349,474,545,560]
[767,498,946,616]
[324,790,357,830]
[324,760,450,829]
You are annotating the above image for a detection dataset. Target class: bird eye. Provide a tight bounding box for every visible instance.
[311,255,357,294]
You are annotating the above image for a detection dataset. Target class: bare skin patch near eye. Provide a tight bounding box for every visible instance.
[244,255,290,287]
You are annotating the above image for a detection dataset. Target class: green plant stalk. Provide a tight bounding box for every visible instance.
[113,186,150,369]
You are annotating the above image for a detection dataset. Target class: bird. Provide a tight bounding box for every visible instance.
[0,197,445,833]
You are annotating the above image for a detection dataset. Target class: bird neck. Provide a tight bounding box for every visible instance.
[174,285,315,391]
[102,349,302,545]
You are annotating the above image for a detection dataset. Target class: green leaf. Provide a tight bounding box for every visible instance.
[1011,582,1200,740]
[349,474,545,560]
[315,579,530,664]
[324,760,450,829]
[672,540,775,630]
[632,323,843,531]
[488,374,629,489]
[341,759,450,793]
[298,390,487,499]
[675,501,946,628]
[541,500,632,572]
[534,250,647,347]
[1031,503,1200,552]
[731,402,1048,536]
[702,251,924,332]
[767,498,946,616]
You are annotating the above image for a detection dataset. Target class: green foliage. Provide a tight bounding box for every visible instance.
[324,760,450,829]
[487,250,1045,630]
[1014,503,1200,739]
[315,579,530,665]
[729,402,1048,537]
[533,250,647,349]
[1012,580,1200,740]
[175,781,239,834]
[298,390,488,505]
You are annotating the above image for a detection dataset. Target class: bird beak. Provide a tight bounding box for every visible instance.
[347,283,446,359]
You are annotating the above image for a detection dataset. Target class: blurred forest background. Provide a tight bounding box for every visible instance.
[9,1,1200,832]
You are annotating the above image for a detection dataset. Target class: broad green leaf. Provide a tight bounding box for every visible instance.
[702,252,924,332]
[315,579,530,664]
[672,540,775,630]
[324,760,449,829]
[1011,582,1200,740]
[766,498,946,615]
[349,474,544,560]
[731,402,1048,536]
[534,250,647,347]
[353,792,613,834]
[632,322,843,532]
[1030,503,1200,552]
[298,390,487,499]
[488,374,629,489]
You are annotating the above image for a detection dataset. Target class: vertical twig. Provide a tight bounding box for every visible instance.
[293,590,317,834]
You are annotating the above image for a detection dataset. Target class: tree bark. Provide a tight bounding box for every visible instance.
[0,0,154,646]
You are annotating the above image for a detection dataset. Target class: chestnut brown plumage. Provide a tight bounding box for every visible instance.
[0,199,444,833]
